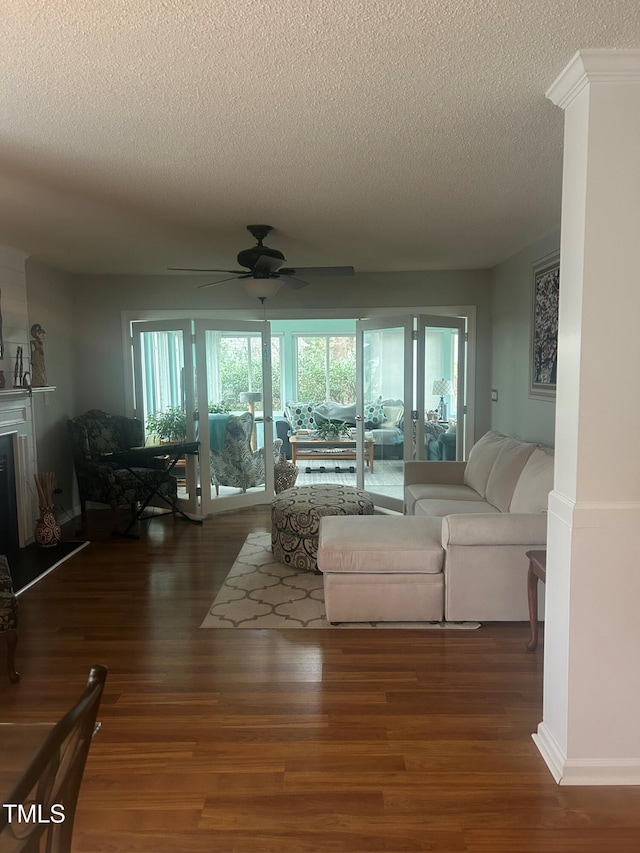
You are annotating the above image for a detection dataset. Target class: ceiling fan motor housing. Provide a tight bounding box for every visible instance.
[237,225,286,273]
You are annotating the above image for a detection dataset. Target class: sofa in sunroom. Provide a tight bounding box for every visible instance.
[278,398,456,461]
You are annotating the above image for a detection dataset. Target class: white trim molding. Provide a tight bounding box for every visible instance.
[534,725,640,785]
[546,49,640,109]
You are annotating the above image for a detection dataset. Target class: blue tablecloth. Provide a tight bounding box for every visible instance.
[196,413,229,452]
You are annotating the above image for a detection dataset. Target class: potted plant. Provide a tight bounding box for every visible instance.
[314,419,352,440]
[146,407,187,443]
[208,401,231,414]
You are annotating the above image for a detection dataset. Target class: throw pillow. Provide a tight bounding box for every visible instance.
[285,401,315,432]
[364,396,385,427]
[382,404,404,428]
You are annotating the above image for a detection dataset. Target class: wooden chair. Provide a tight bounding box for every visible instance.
[0,665,107,852]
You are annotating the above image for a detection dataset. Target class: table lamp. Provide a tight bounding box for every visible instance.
[432,379,453,422]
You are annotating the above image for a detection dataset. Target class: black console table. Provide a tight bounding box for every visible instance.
[101,441,202,539]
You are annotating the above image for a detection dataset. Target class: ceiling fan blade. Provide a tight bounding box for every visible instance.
[278,266,355,277]
[197,275,243,289]
[279,275,310,290]
[169,267,245,274]
[253,255,284,274]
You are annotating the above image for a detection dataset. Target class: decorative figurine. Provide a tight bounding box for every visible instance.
[13,346,22,388]
[29,323,47,387]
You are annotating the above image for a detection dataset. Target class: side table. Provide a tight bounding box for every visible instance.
[525,549,546,651]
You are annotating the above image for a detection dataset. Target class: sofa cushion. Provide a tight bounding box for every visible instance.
[485,438,536,512]
[463,430,510,497]
[405,483,482,515]
[364,396,385,427]
[317,516,443,574]
[442,511,548,547]
[509,446,554,514]
[414,499,500,517]
[285,401,315,431]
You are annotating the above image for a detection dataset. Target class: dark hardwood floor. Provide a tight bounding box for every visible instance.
[2,506,640,852]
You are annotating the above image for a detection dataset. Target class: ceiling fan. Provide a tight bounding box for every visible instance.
[168,224,354,291]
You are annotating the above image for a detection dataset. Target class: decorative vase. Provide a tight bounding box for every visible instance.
[35,505,62,548]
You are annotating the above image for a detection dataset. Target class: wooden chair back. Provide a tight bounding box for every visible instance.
[0,665,107,852]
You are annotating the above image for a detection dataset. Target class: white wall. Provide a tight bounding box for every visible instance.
[490,231,559,445]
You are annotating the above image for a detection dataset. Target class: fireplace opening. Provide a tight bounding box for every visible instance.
[0,433,20,554]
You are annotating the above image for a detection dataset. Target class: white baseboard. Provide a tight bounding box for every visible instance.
[534,723,640,785]
[532,723,564,783]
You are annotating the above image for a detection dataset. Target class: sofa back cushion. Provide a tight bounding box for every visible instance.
[313,401,357,426]
[509,446,555,513]
[285,401,316,431]
[485,438,536,512]
[463,431,510,498]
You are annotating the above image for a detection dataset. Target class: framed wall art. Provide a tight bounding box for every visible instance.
[530,252,560,400]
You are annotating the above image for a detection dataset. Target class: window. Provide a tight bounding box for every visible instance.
[294,335,356,403]
[212,333,282,411]
[141,329,185,420]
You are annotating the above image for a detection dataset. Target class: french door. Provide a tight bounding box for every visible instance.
[131,318,273,517]
[194,319,274,516]
[416,314,466,461]
[355,313,466,512]
[355,316,413,510]
[131,319,199,516]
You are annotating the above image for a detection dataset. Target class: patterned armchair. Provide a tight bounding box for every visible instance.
[210,411,282,495]
[68,409,178,524]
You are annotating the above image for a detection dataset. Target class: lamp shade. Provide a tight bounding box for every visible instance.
[243,279,283,299]
[432,379,453,396]
[239,391,263,404]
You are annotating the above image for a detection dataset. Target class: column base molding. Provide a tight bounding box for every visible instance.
[534,724,640,786]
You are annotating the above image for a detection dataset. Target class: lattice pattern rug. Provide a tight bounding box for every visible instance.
[200,532,480,629]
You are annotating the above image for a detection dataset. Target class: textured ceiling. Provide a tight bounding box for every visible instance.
[1,1,639,275]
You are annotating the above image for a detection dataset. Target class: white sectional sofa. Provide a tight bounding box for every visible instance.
[317,430,554,623]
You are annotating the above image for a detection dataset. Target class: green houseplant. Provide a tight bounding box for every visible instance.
[314,419,352,440]
[146,407,187,443]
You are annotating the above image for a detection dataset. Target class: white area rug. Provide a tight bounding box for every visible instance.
[200,532,480,629]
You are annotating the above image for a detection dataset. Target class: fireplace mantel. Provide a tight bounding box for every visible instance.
[0,390,48,547]
[0,387,56,398]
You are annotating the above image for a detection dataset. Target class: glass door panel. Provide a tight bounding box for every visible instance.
[131,319,198,515]
[416,315,466,461]
[356,316,413,511]
[195,320,274,515]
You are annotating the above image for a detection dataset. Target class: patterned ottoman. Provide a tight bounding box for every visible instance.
[271,484,374,572]
[0,555,19,683]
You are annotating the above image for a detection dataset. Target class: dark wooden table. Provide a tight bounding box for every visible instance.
[525,549,546,651]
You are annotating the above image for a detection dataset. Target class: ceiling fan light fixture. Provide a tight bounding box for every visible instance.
[242,279,283,300]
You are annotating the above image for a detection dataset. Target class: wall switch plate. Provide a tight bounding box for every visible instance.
[491,389,499,402]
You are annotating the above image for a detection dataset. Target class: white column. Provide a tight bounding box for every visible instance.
[534,50,640,785]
